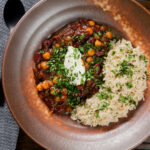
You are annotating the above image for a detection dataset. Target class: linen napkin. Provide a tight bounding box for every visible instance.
[0,0,39,150]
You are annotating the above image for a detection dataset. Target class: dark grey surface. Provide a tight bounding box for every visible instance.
[0,1,39,150]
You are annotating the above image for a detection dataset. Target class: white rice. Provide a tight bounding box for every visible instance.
[71,39,148,127]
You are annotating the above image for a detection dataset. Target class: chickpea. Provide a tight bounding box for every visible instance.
[42,80,50,90]
[55,43,60,48]
[65,36,72,41]
[48,80,53,87]
[86,57,93,63]
[105,31,113,39]
[41,61,49,69]
[81,59,84,66]
[61,88,68,95]
[88,20,95,26]
[60,95,67,102]
[53,76,58,84]
[85,63,90,70]
[95,40,103,47]
[54,96,60,102]
[87,49,95,56]
[77,23,81,27]
[86,27,93,35]
[42,52,51,60]
[36,83,43,91]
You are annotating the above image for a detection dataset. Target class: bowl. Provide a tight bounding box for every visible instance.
[2,0,150,149]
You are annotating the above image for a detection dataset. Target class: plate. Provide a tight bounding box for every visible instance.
[2,0,150,149]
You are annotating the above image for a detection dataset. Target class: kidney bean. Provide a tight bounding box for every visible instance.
[95,51,105,56]
[34,53,42,64]
[74,42,80,48]
[88,37,95,44]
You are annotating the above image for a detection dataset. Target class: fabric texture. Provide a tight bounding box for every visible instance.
[0,0,39,150]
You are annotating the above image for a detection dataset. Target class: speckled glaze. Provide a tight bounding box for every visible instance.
[2,0,150,149]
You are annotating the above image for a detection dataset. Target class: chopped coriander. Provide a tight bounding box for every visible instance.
[97,32,102,37]
[116,60,134,77]
[111,51,115,56]
[98,102,110,110]
[61,43,65,46]
[46,91,50,96]
[79,33,85,42]
[126,82,133,88]
[111,70,117,75]
[129,100,136,106]
[39,50,45,54]
[97,93,103,100]
[107,88,111,92]
[120,48,123,52]
[97,92,108,100]
[120,95,130,103]
[112,34,118,41]
[145,71,149,80]
[139,55,148,63]
[95,110,99,118]
[79,46,84,53]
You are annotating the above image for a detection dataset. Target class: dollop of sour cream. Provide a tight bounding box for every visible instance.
[64,46,86,85]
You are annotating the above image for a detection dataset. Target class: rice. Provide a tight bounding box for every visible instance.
[71,39,148,127]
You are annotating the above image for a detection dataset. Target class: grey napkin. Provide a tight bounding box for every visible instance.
[0,0,39,150]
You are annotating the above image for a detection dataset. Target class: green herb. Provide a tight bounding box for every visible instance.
[97,31,102,37]
[79,46,84,53]
[84,43,95,50]
[107,88,111,92]
[75,62,77,67]
[139,55,148,63]
[129,100,136,106]
[116,83,123,89]
[120,95,130,103]
[145,71,149,80]
[98,102,110,111]
[79,33,85,42]
[67,97,80,108]
[111,70,117,75]
[126,82,133,88]
[39,50,45,54]
[46,92,50,96]
[80,78,85,84]
[120,95,134,105]
[120,48,123,52]
[53,88,58,96]
[95,110,99,118]
[95,66,99,72]
[89,110,93,115]
[97,92,108,100]
[116,60,134,77]
[112,34,118,41]
[61,43,65,46]
[109,95,113,100]
[111,51,115,56]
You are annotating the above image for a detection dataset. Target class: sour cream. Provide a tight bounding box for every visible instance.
[64,46,86,85]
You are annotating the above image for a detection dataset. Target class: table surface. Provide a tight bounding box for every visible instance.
[16,0,150,150]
